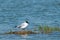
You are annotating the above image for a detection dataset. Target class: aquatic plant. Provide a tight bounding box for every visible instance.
[38,25,60,34]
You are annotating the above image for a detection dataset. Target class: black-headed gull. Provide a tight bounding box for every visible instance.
[15,21,29,30]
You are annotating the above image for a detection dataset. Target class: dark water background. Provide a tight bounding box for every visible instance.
[0,0,60,40]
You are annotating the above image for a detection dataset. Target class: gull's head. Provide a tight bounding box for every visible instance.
[25,21,29,24]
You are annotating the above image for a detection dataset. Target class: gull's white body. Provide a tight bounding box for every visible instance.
[17,22,28,29]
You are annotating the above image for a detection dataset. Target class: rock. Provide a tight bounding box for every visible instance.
[5,31,39,35]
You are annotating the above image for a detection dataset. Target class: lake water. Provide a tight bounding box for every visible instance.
[0,0,60,40]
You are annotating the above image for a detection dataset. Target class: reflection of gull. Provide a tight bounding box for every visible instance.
[15,21,29,30]
[21,34,28,38]
[21,34,28,40]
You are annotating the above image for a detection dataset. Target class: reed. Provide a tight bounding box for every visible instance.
[38,25,60,34]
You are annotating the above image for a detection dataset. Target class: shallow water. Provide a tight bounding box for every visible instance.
[0,0,60,40]
[0,32,60,40]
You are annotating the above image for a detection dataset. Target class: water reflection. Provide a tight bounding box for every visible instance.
[20,34,28,40]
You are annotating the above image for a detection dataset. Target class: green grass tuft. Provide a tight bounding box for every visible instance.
[37,25,60,34]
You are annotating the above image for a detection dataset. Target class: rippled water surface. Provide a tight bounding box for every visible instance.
[0,0,60,40]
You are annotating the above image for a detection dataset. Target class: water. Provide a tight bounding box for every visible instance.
[0,0,60,40]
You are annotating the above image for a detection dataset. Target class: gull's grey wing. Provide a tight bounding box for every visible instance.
[17,23,25,28]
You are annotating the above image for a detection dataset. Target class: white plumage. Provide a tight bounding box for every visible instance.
[16,21,29,29]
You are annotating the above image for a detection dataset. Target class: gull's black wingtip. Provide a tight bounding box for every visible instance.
[14,26,17,28]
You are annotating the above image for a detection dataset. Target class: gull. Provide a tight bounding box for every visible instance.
[15,21,29,30]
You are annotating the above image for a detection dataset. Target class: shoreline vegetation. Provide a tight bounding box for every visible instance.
[37,25,60,34]
[2,25,60,35]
